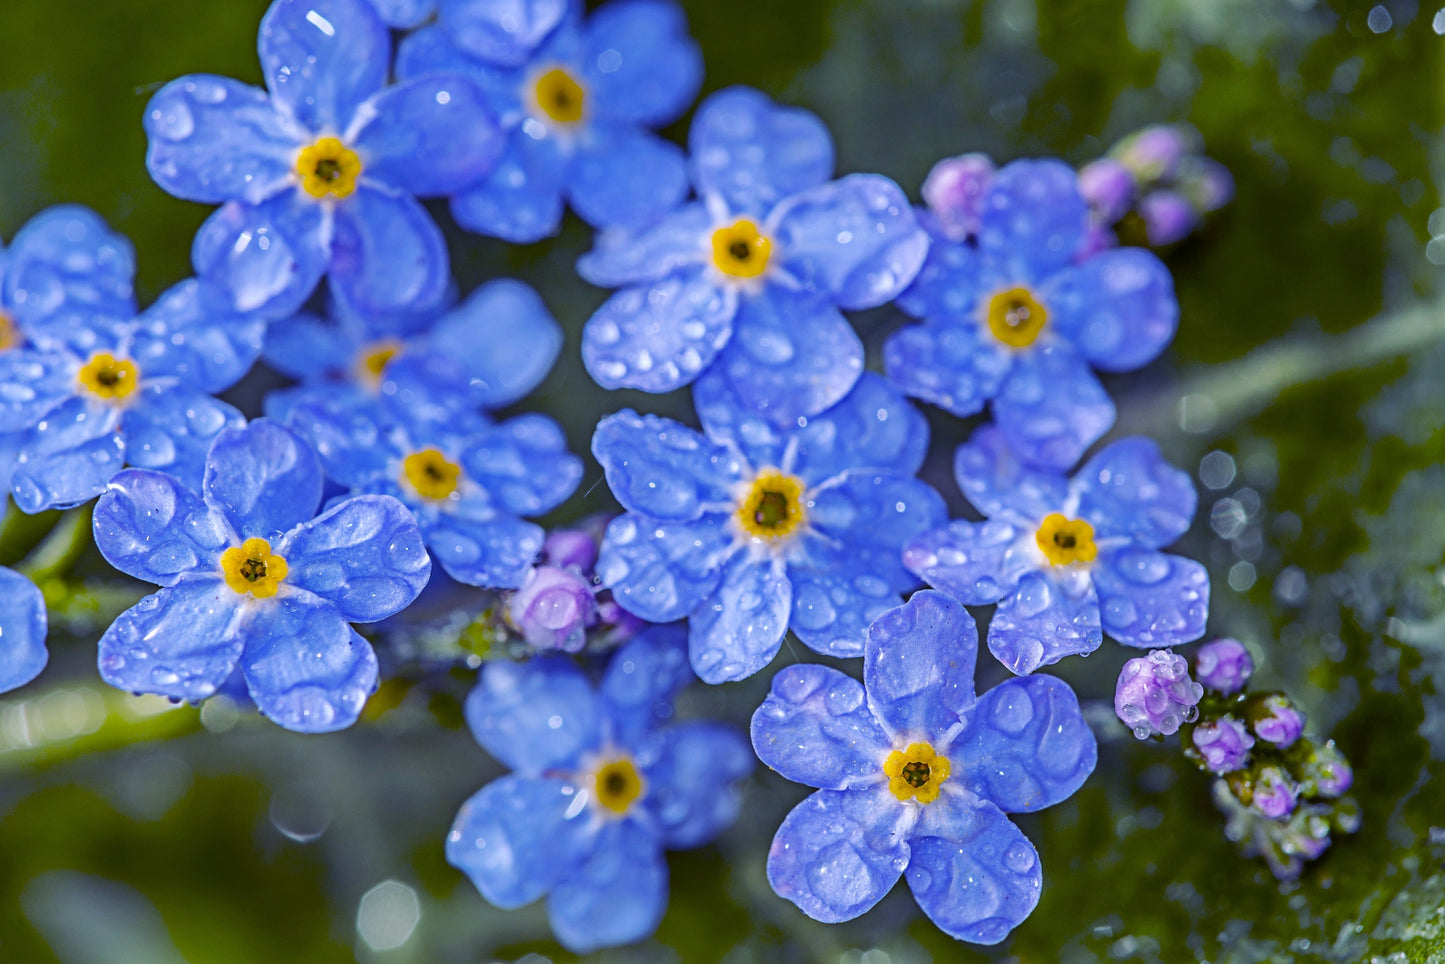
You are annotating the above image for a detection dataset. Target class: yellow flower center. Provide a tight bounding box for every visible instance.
[534,67,586,124]
[221,537,288,598]
[986,286,1048,348]
[1035,513,1098,566]
[593,758,644,815]
[712,219,772,279]
[884,742,951,804]
[403,448,461,501]
[735,469,807,541]
[77,352,139,400]
[0,311,18,352]
[356,339,403,387]
[296,137,362,200]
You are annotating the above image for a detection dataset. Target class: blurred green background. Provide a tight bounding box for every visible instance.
[1,0,1444,961]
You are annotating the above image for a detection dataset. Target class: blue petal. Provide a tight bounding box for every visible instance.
[123,387,247,491]
[638,720,752,848]
[273,385,398,488]
[449,132,568,243]
[426,510,544,588]
[993,344,1114,473]
[583,0,701,126]
[864,590,977,740]
[988,570,1101,674]
[767,787,908,923]
[0,433,19,506]
[416,279,562,408]
[93,469,233,586]
[951,425,1067,525]
[955,675,1097,812]
[395,22,509,82]
[260,312,358,382]
[902,519,1030,606]
[202,420,323,540]
[259,0,389,134]
[718,285,862,427]
[352,74,503,196]
[787,566,905,660]
[144,76,302,205]
[446,775,593,908]
[11,397,124,513]
[0,568,48,693]
[567,124,689,231]
[240,594,379,732]
[591,410,741,520]
[1044,246,1178,373]
[688,86,833,213]
[575,202,711,287]
[894,232,983,321]
[0,348,78,432]
[1092,549,1209,648]
[582,272,736,394]
[883,320,1012,419]
[464,656,600,773]
[906,800,1042,944]
[977,159,1087,283]
[1071,437,1196,549]
[750,663,891,790]
[367,0,436,28]
[596,513,733,623]
[132,280,265,393]
[4,205,136,333]
[279,495,431,622]
[459,414,581,515]
[773,174,929,310]
[439,0,568,67]
[330,185,450,318]
[192,195,328,317]
[96,580,244,702]
[688,555,791,684]
[598,623,693,745]
[549,819,668,953]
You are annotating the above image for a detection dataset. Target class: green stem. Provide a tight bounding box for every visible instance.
[17,504,92,583]
[0,683,207,773]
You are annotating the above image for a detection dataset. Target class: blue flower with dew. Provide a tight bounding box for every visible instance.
[0,567,49,694]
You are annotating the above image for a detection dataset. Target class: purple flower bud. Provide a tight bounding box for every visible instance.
[1303,740,1353,798]
[1115,649,1203,739]
[1186,158,1234,212]
[1194,637,1254,695]
[1116,125,1190,183]
[921,153,995,241]
[505,565,598,652]
[1192,715,1254,774]
[1251,693,1306,748]
[543,527,599,571]
[1249,765,1299,820]
[1139,189,1198,246]
[1077,159,1136,224]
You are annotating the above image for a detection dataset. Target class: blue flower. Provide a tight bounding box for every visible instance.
[363,0,434,28]
[578,86,931,427]
[593,371,946,683]
[0,280,262,512]
[144,0,502,319]
[0,567,48,693]
[447,625,752,953]
[885,158,1179,470]
[272,382,581,588]
[91,419,431,732]
[904,426,1209,675]
[751,590,1096,944]
[396,0,702,241]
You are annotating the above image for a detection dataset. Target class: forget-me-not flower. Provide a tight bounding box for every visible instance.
[752,590,1096,944]
[92,419,431,732]
[886,158,1178,470]
[397,0,702,241]
[144,0,502,319]
[578,86,930,427]
[904,426,1209,675]
[0,568,48,694]
[594,371,946,683]
[447,625,752,952]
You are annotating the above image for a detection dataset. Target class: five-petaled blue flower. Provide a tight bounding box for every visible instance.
[144,0,502,319]
[447,624,752,952]
[752,590,1097,944]
[92,419,431,732]
[904,426,1208,675]
[578,86,930,427]
[885,158,1179,470]
[0,279,262,513]
[593,370,946,683]
[397,0,702,242]
[0,567,48,694]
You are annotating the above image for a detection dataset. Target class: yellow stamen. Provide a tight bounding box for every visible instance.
[534,67,586,124]
[356,339,403,387]
[221,537,288,598]
[735,469,807,541]
[403,448,461,501]
[296,137,363,200]
[0,311,18,352]
[77,352,139,400]
[986,286,1048,348]
[1034,513,1098,566]
[593,758,644,814]
[712,219,772,279]
[884,742,951,804]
